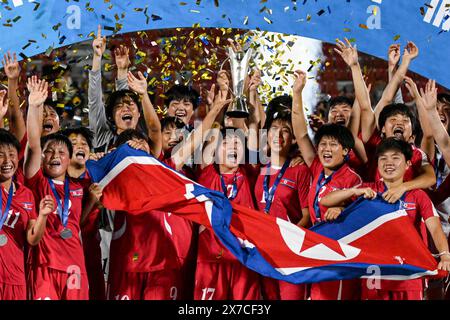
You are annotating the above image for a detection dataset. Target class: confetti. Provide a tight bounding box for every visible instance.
[393,34,400,41]
[152,14,162,21]
[359,24,368,29]
[264,17,272,24]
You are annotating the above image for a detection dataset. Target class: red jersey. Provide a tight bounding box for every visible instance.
[361,181,438,291]
[308,157,362,225]
[24,169,86,273]
[254,163,311,224]
[109,210,180,273]
[0,182,37,286]
[365,130,430,182]
[196,164,258,262]
[14,133,28,186]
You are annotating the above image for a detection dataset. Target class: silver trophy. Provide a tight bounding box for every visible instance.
[226,47,253,118]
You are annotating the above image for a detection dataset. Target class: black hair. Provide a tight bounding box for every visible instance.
[164,85,200,110]
[160,116,186,131]
[114,129,148,148]
[105,90,142,125]
[375,137,413,161]
[263,109,292,130]
[438,93,450,106]
[60,127,94,149]
[314,123,355,151]
[265,95,292,124]
[43,99,62,117]
[328,96,353,110]
[41,133,73,158]
[378,103,416,133]
[0,128,21,153]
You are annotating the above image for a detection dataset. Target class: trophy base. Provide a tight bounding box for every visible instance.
[226,96,250,118]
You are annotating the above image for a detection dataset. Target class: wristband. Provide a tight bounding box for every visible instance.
[432,251,450,258]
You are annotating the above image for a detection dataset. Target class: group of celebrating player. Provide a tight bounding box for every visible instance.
[1,25,450,300]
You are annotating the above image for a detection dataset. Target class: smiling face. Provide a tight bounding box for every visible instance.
[162,124,184,154]
[317,136,348,170]
[217,133,245,170]
[68,133,90,168]
[437,101,450,133]
[382,113,413,141]
[0,144,19,182]
[377,150,410,182]
[42,105,60,136]
[42,140,70,179]
[167,99,194,125]
[267,119,294,156]
[328,103,352,127]
[113,96,140,134]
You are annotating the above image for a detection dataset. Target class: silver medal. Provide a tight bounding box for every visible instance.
[60,228,73,240]
[0,234,8,246]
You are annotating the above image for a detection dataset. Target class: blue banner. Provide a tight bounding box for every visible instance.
[0,0,449,88]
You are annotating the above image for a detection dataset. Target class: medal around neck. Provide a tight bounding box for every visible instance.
[0,234,7,246]
[60,228,72,240]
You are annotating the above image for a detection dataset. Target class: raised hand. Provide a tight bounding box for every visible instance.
[206,83,216,106]
[27,76,48,108]
[227,38,243,53]
[2,52,20,80]
[334,38,359,67]
[402,41,419,62]
[388,44,401,69]
[403,76,420,99]
[39,195,55,216]
[420,79,438,111]
[114,45,130,70]
[127,71,148,95]
[0,90,9,120]
[92,25,106,57]
[248,69,262,93]
[293,70,307,94]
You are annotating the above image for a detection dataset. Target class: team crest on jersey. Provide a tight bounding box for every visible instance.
[399,201,416,211]
[70,189,83,197]
[22,202,33,211]
[280,178,296,189]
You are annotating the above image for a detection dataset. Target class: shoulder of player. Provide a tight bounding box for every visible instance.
[336,164,363,185]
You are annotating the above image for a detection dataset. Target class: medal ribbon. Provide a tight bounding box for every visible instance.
[48,176,70,228]
[0,183,14,231]
[263,159,291,213]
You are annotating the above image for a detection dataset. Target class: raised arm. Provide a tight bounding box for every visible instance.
[404,77,434,160]
[24,76,48,179]
[114,45,130,90]
[334,38,373,142]
[2,52,26,140]
[88,25,112,149]
[171,97,231,171]
[374,42,419,123]
[0,90,8,129]
[127,71,162,157]
[291,70,316,167]
[422,80,450,167]
[388,44,404,104]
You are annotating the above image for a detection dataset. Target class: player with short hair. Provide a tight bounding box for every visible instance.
[292,69,363,300]
[253,106,311,300]
[0,127,55,300]
[320,138,450,300]
[24,76,93,300]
